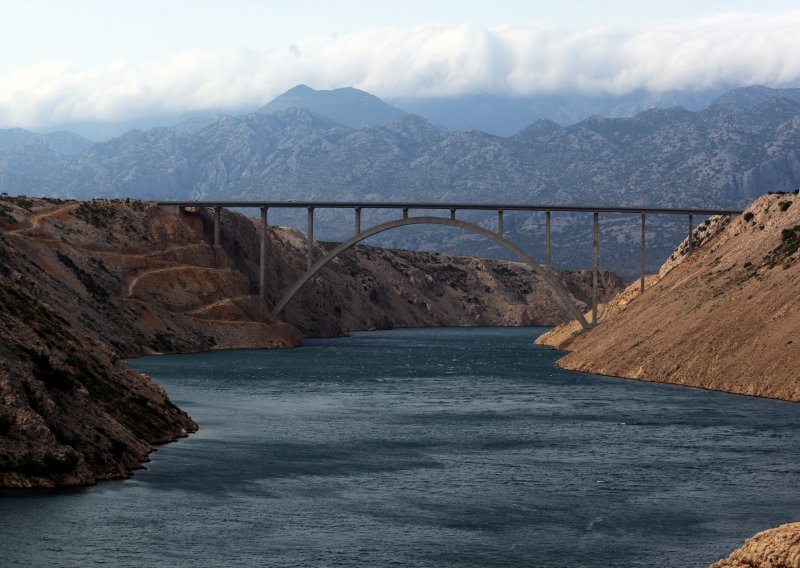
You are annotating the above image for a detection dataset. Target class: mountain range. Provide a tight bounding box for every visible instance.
[2,84,800,276]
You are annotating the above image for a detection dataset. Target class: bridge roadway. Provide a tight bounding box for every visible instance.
[157,200,743,329]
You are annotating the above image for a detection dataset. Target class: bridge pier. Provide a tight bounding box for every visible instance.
[214,206,221,246]
[450,208,456,220]
[403,207,409,219]
[355,207,361,235]
[307,207,315,270]
[497,210,504,238]
[260,207,268,300]
[640,212,646,293]
[688,213,694,254]
[546,209,551,270]
[592,210,599,326]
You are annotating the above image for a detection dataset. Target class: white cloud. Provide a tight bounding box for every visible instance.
[2,12,800,129]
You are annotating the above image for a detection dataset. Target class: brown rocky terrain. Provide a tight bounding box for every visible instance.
[0,195,625,487]
[537,190,800,402]
[711,523,800,568]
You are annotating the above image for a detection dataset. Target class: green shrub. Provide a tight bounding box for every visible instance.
[743,212,754,222]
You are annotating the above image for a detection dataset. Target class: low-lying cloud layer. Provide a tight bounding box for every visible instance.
[3,12,800,130]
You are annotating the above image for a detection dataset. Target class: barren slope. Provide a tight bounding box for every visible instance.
[538,190,800,401]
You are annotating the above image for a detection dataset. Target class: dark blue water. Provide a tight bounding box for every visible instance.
[2,327,800,567]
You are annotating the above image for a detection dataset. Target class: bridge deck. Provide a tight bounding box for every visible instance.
[156,200,742,216]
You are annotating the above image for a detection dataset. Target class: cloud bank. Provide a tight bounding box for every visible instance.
[3,12,800,130]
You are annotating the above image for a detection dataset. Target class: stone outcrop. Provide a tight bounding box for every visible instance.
[711,523,800,568]
[537,191,800,402]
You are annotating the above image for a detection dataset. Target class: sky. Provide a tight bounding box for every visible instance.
[2,0,800,130]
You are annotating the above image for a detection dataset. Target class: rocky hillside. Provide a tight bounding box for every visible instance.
[711,522,800,568]
[537,189,800,401]
[0,196,625,488]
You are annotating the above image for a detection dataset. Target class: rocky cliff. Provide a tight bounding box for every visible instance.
[538,189,800,401]
[1,196,625,487]
[711,523,800,568]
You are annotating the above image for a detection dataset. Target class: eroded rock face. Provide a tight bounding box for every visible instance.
[0,196,627,487]
[711,523,800,568]
[538,190,800,401]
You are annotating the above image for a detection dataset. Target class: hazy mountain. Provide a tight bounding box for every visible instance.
[259,84,407,129]
[709,85,800,109]
[389,88,729,136]
[0,128,91,155]
[2,85,800,276]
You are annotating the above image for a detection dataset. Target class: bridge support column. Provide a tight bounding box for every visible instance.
[450,208,456,220]
[403,207,409,219]
[355,207,361,235]
[497,210,504,238]
[214,206,221,246]
[592,210,599,326]
[688,214,694,254]
[307,207,315,270]
[640,212,646,294]
[546,209,552,270]
[260,207,268,300]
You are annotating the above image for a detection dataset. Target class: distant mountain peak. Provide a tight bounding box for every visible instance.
[709,85,800,109]
[258,84,406,129]
[283,84,315,95]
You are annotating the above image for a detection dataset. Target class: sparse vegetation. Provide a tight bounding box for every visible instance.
[0,284,75,342]
[56,251,109,300]
[743,212,755,222]
[152,331,176,352]
[779,200,793,212]
[763,224,800,268]
[75,201,116,229]
[13,451,79,477]
[22,348,76,392]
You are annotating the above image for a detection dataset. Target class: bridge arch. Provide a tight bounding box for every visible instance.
[272,216,591,329]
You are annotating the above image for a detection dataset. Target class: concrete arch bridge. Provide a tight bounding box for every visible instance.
[158,201,741,330]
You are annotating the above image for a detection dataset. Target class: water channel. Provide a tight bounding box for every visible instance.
[2,327,799,567]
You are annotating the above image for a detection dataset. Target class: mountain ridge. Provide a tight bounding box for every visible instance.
[3,85,800,277]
